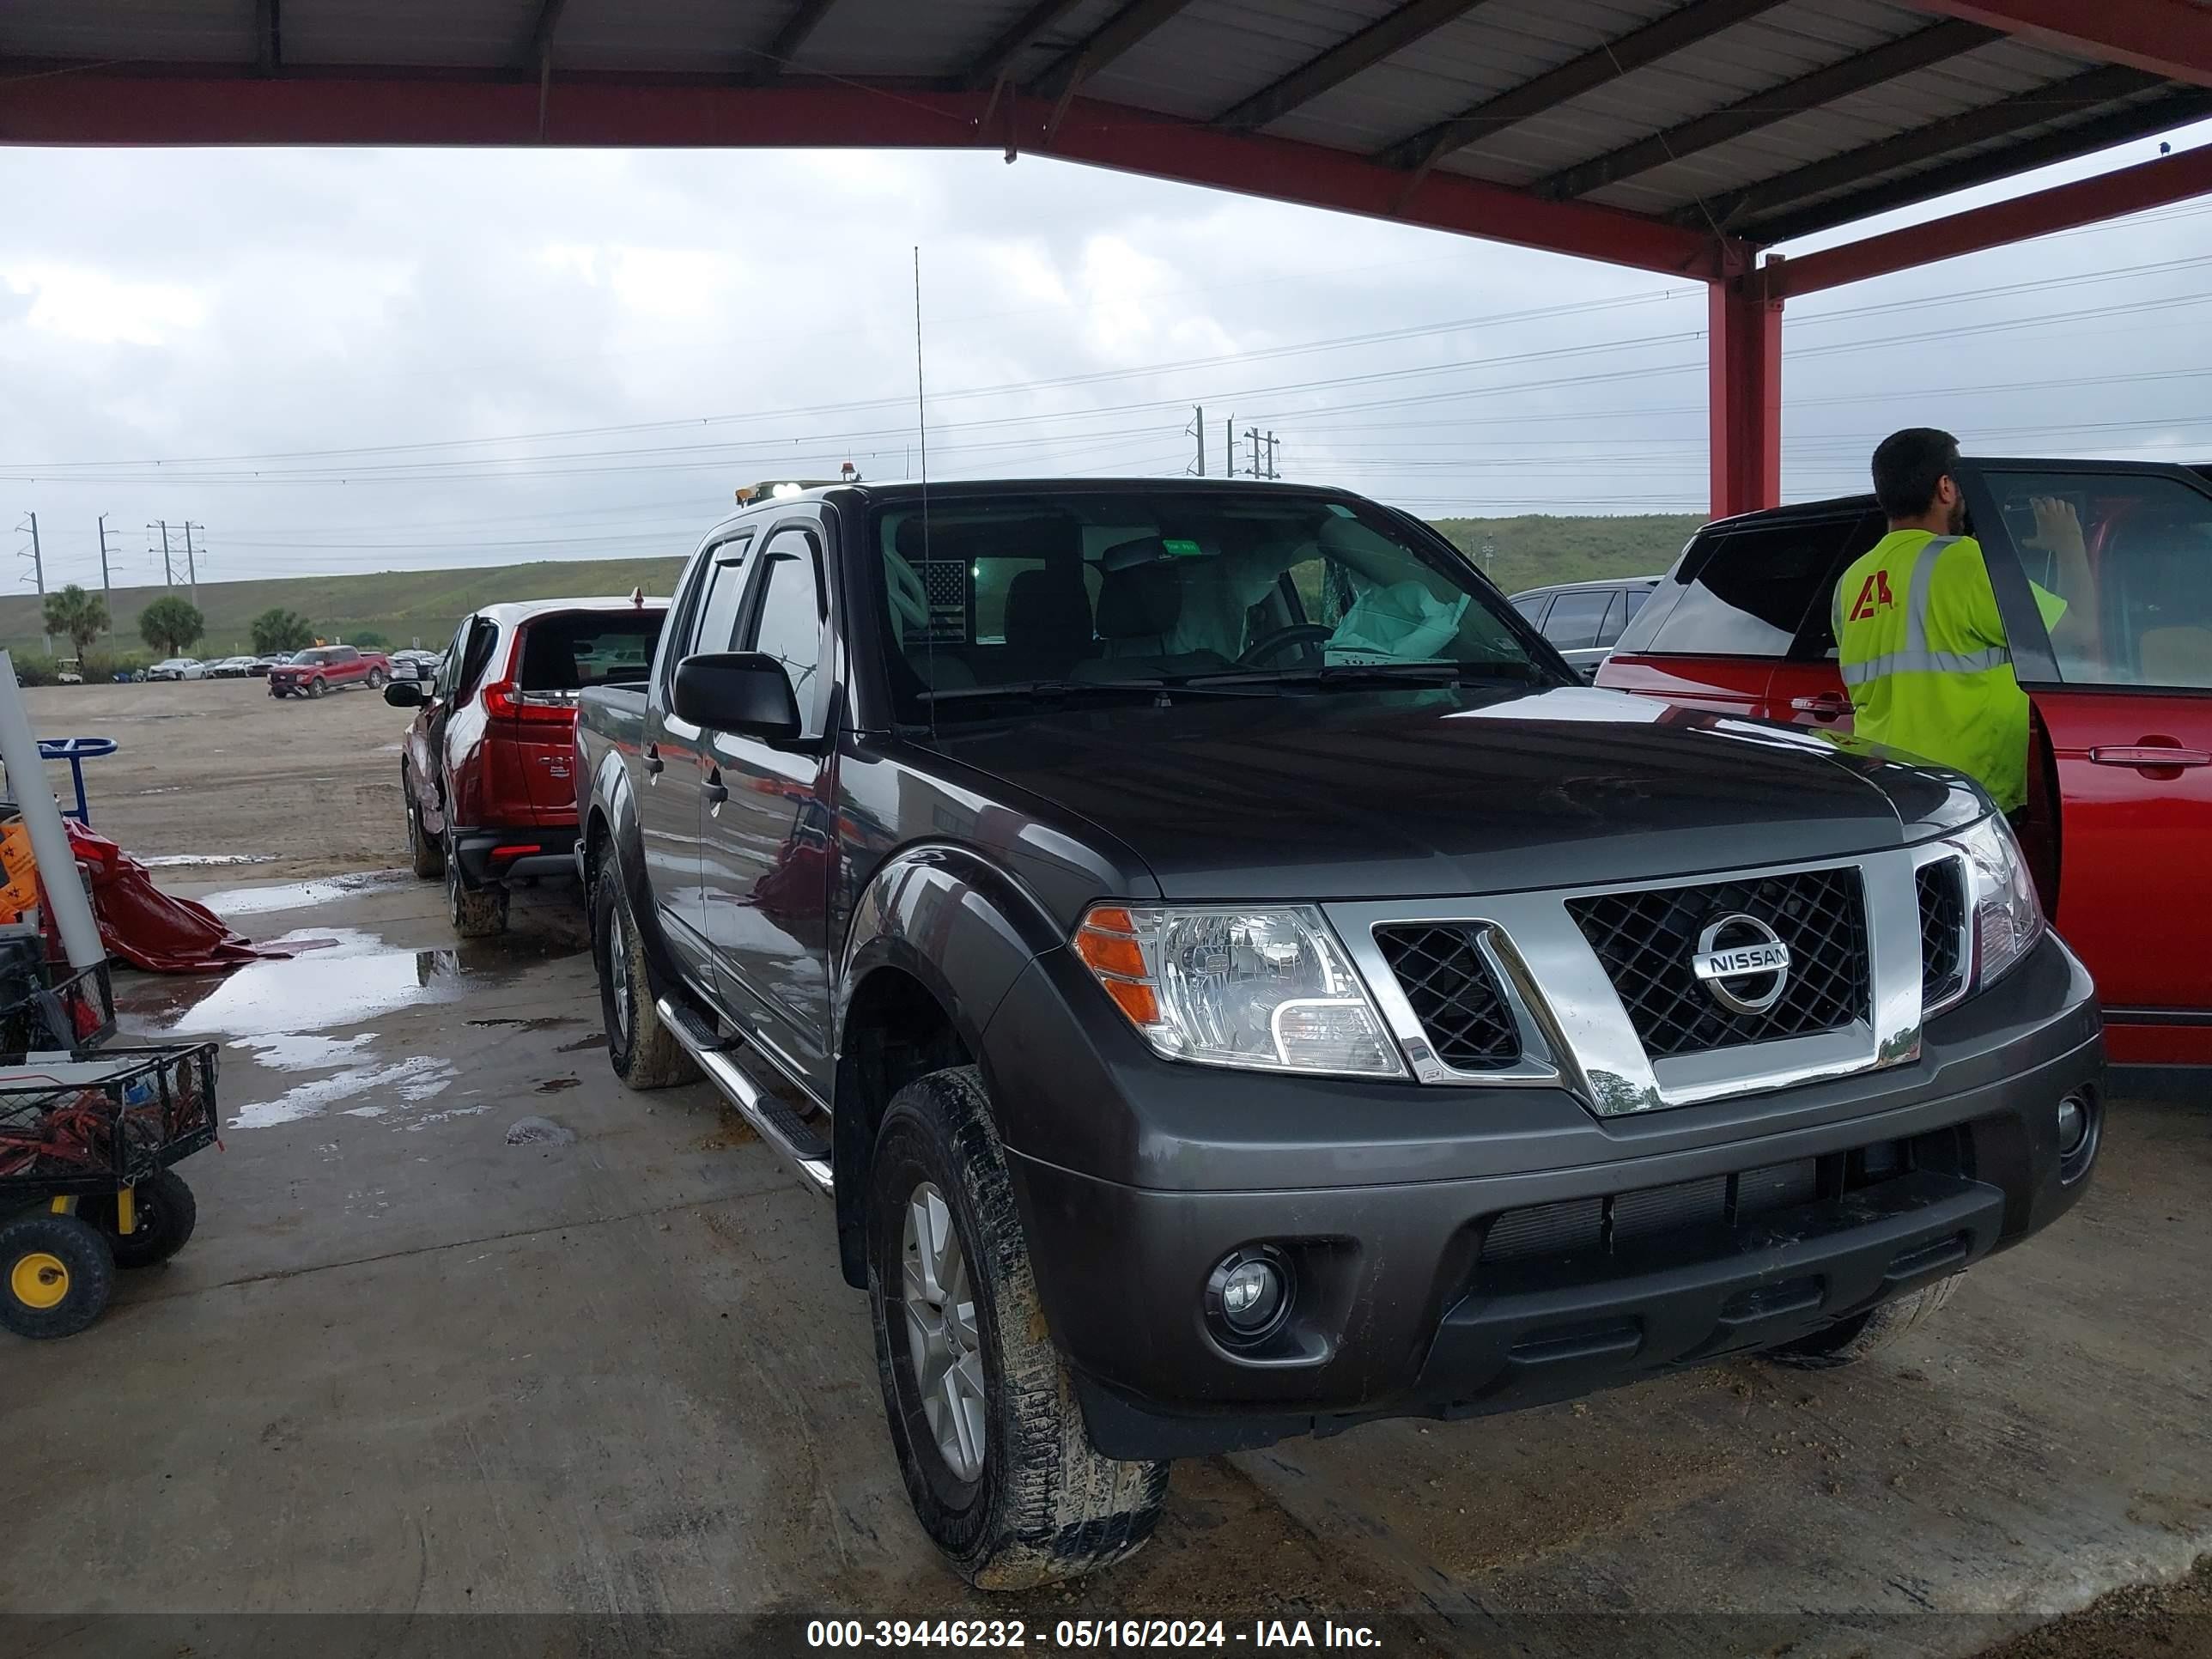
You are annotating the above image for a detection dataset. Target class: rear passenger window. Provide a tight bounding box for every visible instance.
[1512,595,1550,625]
[1643,520,1857,658]
[1540,590,1612,651]
[1594,591,1629,648]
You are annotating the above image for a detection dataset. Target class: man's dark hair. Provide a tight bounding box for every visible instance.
[1871,427,1960,520]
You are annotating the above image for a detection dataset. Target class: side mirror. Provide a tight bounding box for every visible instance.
[672,651,801,740]
[384,680,426,709]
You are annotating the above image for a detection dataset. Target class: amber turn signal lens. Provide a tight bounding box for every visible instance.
[1073,927,1146,980]
[1100,976,1160,1027]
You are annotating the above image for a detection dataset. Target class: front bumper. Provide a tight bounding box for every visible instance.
[450,825,581,886]
[984,933,2102,1460]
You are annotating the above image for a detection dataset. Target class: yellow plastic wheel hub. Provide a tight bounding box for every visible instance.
[9,1251,70,1311]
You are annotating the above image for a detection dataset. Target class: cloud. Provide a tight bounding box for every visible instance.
[0,127,2206,589]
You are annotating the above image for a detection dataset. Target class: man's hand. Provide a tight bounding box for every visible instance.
[2027,495,2087,558]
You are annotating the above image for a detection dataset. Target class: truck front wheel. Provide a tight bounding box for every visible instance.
[867,1066,1168,1589]
[591,852,696,1089]
[1760,1274,1961,1370]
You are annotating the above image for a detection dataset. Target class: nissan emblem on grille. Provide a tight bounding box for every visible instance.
[1691,915,1792,1016]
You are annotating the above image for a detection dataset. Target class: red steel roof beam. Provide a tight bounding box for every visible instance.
[1895,0,2212,88]
[1766,139,2212,296]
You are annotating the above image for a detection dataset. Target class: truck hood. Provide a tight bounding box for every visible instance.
[926,684,1978,902]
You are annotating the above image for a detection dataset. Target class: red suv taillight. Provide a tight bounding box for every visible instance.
[482,680,576,726]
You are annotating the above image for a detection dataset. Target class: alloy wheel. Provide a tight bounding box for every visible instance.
[901,1181,987,1483]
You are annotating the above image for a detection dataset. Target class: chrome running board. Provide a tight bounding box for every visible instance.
[655,996,833,1197]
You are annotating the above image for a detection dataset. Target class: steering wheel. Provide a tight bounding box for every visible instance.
[1237,623,1334,668]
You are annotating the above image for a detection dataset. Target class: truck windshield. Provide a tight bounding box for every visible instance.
[872,488,1557,720]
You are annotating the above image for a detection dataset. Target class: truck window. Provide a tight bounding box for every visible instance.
[745,532,825,708]
[691,546,753,659]
[1987,470,2212,689]
[1540,590,1611,651]
[1642,518,1857,658]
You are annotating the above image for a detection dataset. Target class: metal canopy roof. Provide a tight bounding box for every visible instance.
[3,0,2208,283]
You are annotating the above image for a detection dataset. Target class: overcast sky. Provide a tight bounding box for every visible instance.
[1,118,2208,589]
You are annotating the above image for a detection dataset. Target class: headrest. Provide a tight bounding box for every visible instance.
[1096,557,1182,641]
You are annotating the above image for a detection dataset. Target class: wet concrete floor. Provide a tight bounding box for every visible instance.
[1,872,2205,1656]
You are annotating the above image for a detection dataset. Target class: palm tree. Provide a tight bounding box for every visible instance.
[42,584,109,659]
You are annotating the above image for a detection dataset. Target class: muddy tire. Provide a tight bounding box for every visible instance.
[307,677,327,700]
[366,667,386,690]
[446,852,508,939]
[0,1211,113,1340]
[82,1170,197,1270]
[1761,1274,1962,1370]
[592,853,696,1090]
[404,774,446,879]
[867,1066,1169,1590]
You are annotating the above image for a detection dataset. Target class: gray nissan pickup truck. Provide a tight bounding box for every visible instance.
[574,477,2103,1589]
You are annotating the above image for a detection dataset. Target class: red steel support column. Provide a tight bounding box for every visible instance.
[1708,267,1782,519]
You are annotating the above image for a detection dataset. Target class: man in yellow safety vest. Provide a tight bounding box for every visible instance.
[1834,428,2090,816]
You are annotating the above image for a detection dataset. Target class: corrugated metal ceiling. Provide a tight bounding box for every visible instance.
[0,0,2200,252]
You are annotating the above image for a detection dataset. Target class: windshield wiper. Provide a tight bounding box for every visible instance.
[1175,661,1500,690]
[915,678,1268,707]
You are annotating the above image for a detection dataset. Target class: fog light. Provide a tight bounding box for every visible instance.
[2057,1093,2089,1158]
[1206,1248,1291,1344]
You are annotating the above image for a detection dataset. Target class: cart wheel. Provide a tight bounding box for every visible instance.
[0,1212,113,1339]
[83,1170,198,1270]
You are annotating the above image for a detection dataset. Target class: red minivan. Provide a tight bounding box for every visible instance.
[389,596,668,936]
[1599,459,2212,1073]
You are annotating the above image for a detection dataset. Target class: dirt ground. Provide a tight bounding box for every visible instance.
[22,676,409,877]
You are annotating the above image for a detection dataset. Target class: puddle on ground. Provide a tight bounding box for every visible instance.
[160,936,477,1037]
[230,1054,457,1130]
[230,1031,380,1071]
[198,870,415,917]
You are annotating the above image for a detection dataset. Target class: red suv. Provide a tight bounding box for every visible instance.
[387,596,667,935]
[1597,458,2212,1073]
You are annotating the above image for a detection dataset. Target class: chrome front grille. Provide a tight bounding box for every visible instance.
[1372,924,1521,1072]
[1917,857,1968,1010]
[1328,845,1932,1115]
[1564,866,1870,1060]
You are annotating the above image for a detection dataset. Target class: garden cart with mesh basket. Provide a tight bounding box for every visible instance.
[0,1038,220,1339]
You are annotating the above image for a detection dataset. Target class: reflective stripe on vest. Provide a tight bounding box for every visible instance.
[1838,535,2012,685]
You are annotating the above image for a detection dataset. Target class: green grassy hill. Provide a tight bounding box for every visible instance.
[0,514,1701,666]
[1431,514,1701,599]
[0,557,692,665]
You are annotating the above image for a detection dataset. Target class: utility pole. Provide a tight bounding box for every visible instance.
[1265,432,1281,480]
[1245,427,1262,481]
[97,515,118,643]
[19,512,50,651]
[150,520,174,588]
[181,520,204,605]
[1224,414,1235,478]
[1193,405,1206,477]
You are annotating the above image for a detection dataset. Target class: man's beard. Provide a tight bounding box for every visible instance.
[1948,495,1969,535]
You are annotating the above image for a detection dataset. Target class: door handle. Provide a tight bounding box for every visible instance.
[1790,692,1850,722]
[702,772,728,805]
[643,743,663,775]
[2088,744,2211,770]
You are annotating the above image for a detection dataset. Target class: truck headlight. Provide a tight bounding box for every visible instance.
[1073,905,1404,1078]
[1950,813,2044,991]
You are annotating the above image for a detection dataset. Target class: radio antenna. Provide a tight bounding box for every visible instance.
[914,246,936,738]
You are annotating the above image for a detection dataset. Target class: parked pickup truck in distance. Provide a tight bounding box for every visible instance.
[575,477,2103,1590]
[268,645,391,699]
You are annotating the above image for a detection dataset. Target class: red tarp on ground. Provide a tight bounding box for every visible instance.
[56,821,295,973]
